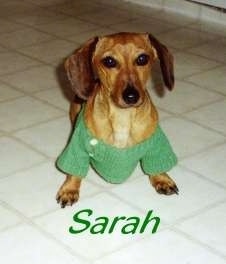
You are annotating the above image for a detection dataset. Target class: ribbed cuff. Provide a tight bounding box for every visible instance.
[141,152,177,176]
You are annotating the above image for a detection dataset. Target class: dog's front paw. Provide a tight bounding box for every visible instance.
[56,188,79,208]
[150,173,179,195]
[56,176,81,208]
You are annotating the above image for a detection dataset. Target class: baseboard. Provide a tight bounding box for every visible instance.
[122,0,226,25]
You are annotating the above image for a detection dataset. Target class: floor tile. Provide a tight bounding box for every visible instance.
[151,80,223,114]
[110,17,177,34]
[14,116,71,158]
[0,18,25,33]
[0,46,7,53]
[177,202,226,255]
[18,39,77,64]
[0,52,41,75]
[157,28,217,50]
[0,161,101,217]
[0,205,22,231]
[0,224,84,264]
[111,166,226,224]
[94,229,226,264]
[184,100,226,135]
[49,1,102,16]
[0,96,64,132]
[0,28,55,49]
[77,8,136,26]
[0,137,45,178]
[0,1,36,17]
[34,18,98,38]
[35,193,144,260]
[151,10,197,25]
[111,1,162,18]
[174,52,220,79]
[1,65,59,93]
[181,143,226,187]
[163,0,201,17]
[187,39,226,63]
[0,83,24,102]
[34,88,70,111]
[157,109,172,120]
[185,65,226,95]
[25,0,70,7]
[9,9,67,26]
[160,117,225,159]
[188,20,226,36]
[94,0,135,8]
[65,27,115,44]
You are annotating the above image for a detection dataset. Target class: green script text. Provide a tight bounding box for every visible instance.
[69,209,160,235]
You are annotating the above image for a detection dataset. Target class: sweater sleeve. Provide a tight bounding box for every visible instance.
[141,126,177,175]
[56,127,90,177]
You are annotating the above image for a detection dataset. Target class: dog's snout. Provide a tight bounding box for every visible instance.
[122,85,140,105]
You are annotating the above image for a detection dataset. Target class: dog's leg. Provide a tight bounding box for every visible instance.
[56,175,81,208]
[149,173,178,195]
[56,99,82,208]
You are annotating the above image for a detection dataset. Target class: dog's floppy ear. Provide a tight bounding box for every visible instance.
[148,33,174,90]
[64,37,99,100]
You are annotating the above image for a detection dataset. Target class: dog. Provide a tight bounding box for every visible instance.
[56,32,178,208]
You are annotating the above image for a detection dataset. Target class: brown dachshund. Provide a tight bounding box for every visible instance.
[56,32,178,208]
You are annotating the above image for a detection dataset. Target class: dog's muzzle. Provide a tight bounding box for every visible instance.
[122,85,140,105]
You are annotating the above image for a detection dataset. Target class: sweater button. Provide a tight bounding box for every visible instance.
[90,138,98,146]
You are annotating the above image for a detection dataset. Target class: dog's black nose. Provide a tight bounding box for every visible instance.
[122,85,140,105]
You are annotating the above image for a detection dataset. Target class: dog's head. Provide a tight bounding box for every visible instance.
[65,32,174,108]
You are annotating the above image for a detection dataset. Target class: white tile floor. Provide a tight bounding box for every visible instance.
[0,0,226,263]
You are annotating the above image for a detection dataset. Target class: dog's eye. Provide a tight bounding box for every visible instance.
[102,56,117,68]
[136,54,149,66]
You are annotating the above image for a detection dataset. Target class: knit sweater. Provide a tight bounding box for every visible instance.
[57,106,177,184]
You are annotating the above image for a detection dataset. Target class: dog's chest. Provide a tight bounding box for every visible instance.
[111,111,134,148]
[113,124,131,148]
[88,102,156,149]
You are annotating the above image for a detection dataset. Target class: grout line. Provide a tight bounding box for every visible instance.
[3,112,67,134]
[4,12,113,46]
[10,134,53,158]
[0,31,59,50]
[182,114,226,138]
[29,92,69,112]
[157,100,226,139]
[0,93,26,104]
[171,225,226,260]
[0,61,44,77]
[0,200,89,263]
[31,190,154,262]
[156,24,221,43]
[183,80,226,98]
[174,198,226,227]
[179,163,226,191]
[178,138,226,161]
[0,157,49,180]
[174,50,225,66]
[0,159,50,180]
[184,49,226,65]
[155,93,226,117]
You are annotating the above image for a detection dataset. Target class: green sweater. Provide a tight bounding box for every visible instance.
[57,106,177,184]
